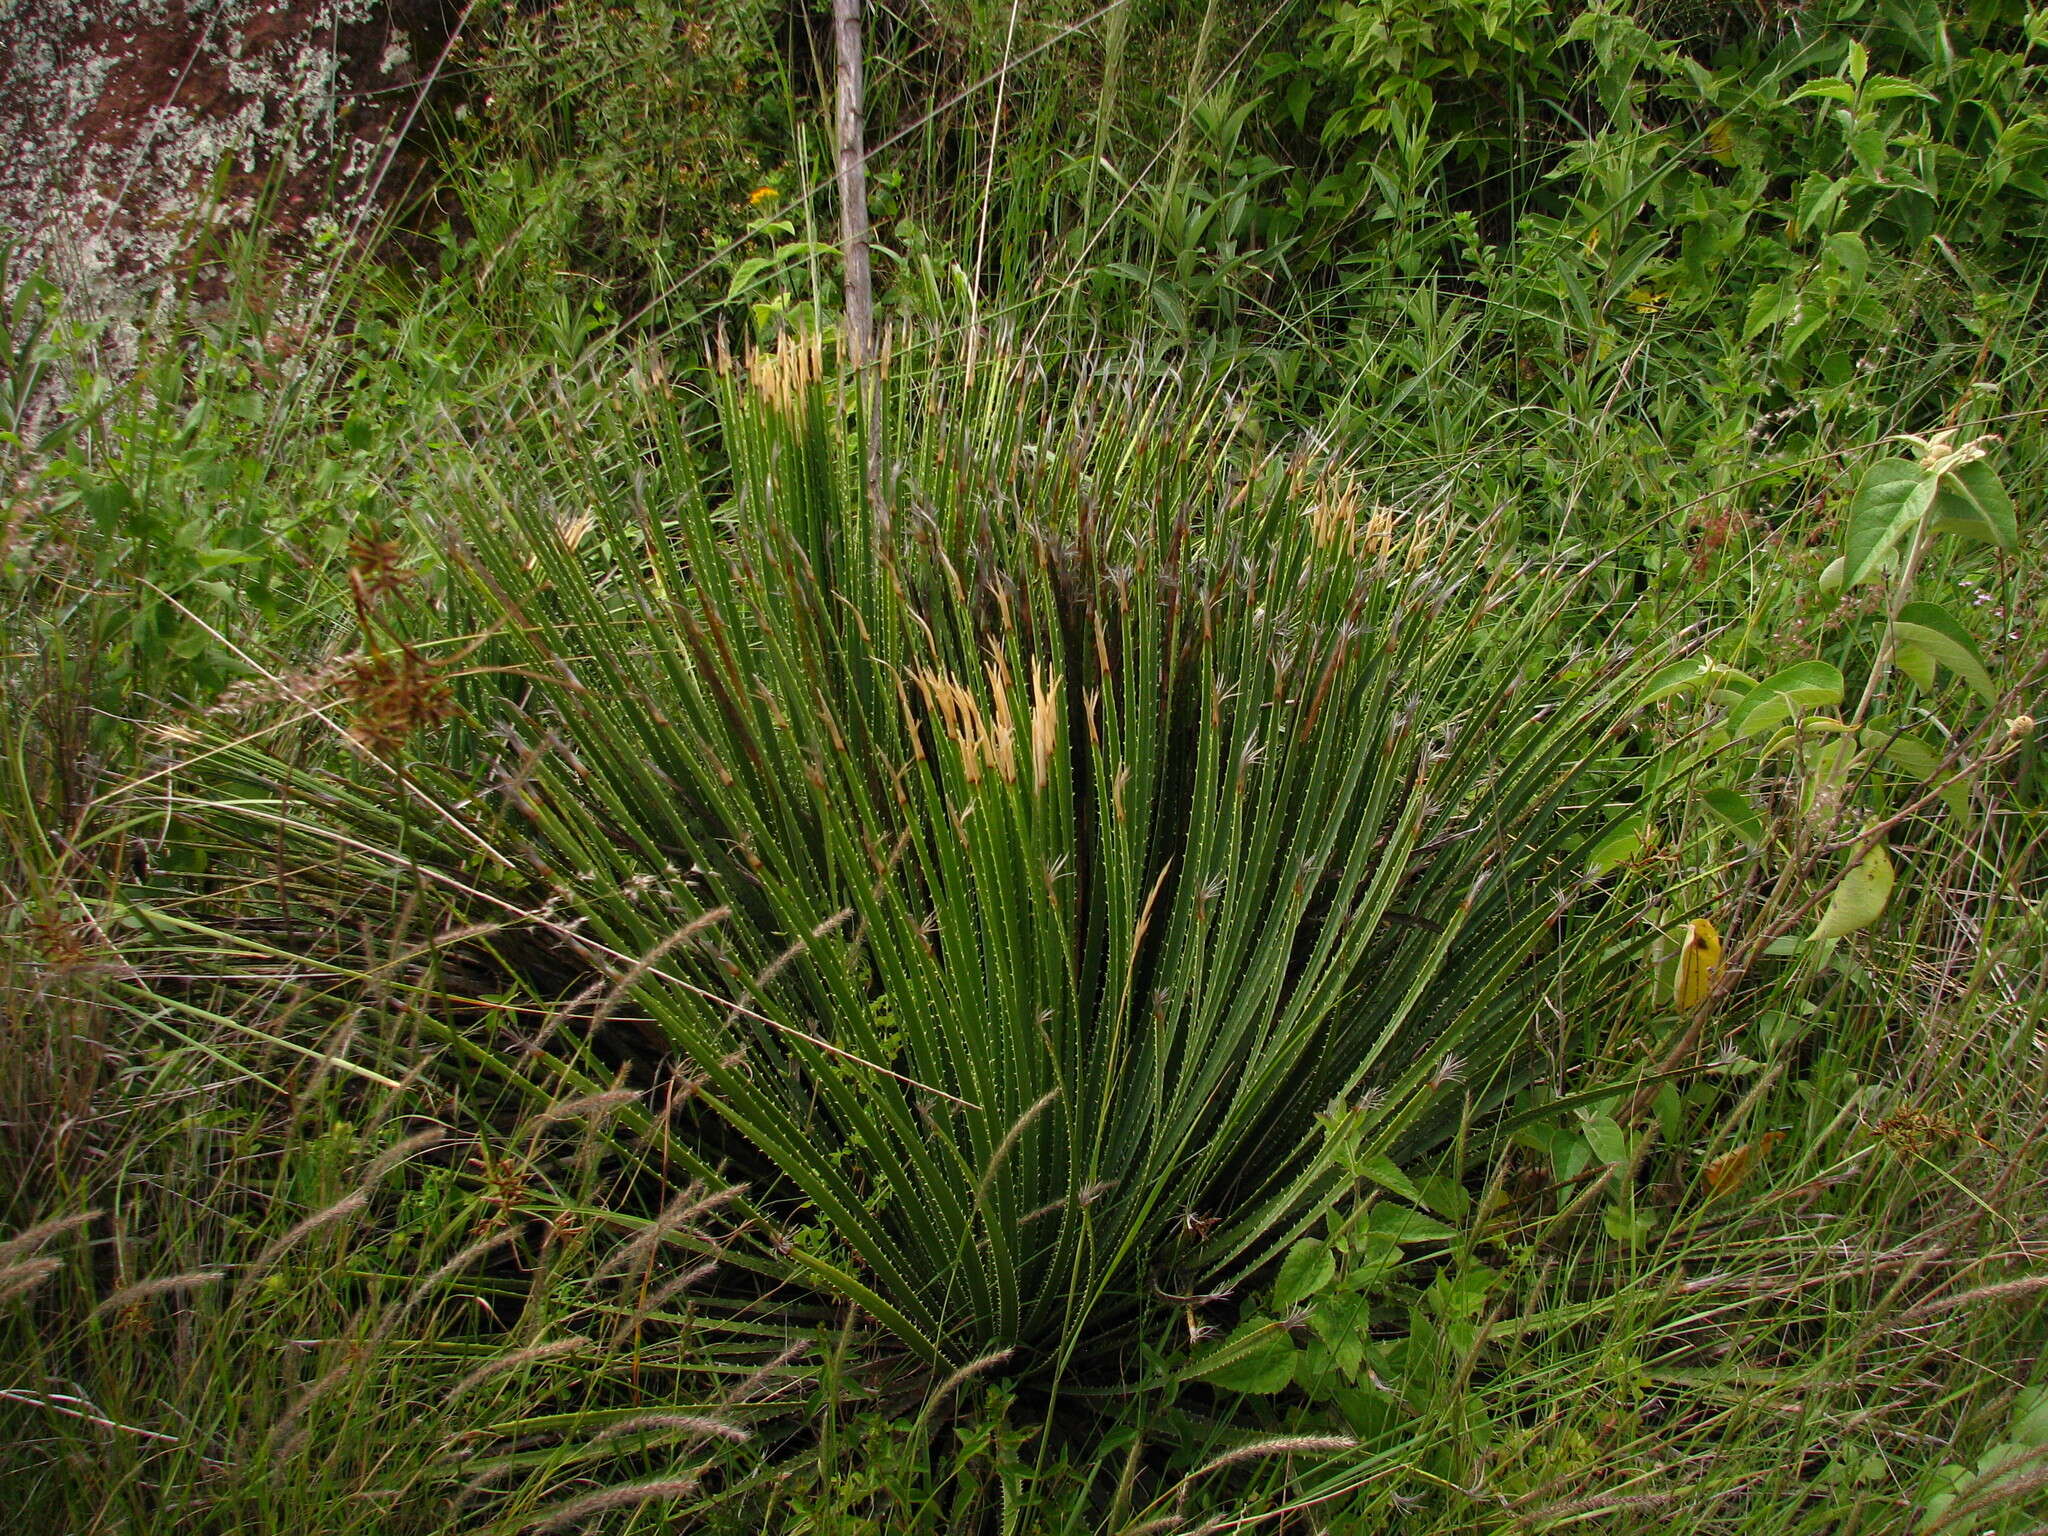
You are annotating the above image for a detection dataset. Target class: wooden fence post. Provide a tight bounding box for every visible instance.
[832,0,874,368]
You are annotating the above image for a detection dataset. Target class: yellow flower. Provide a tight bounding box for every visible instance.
[748,184,779,206]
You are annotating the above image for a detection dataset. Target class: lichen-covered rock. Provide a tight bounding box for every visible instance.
[0,0,453,315]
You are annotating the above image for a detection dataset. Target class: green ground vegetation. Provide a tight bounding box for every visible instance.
[4,1,2048,1531]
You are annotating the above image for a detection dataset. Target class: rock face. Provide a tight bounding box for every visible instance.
[0,1,455,311]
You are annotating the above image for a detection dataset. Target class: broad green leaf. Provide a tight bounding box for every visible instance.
[1891,622,1998,706]
[1861,75,1937,103]
[1584,813,1648,875]
[1743,280,1797,340]
[1641,655,1752,706]
[1292,1334,1341,1398]
[1822,230,1868,286]
[1345,1233,1404,1285]
[1603,1204,1655,1244]
[1367,1205,1458,1244]
[1543,1124,1593,1183]
[1843,459,1935,590]
[1579,1112,1629,1165]
[1309,1292,1374,1375]
[1728,661,1845,739]
[1192,1319,1298,1394]
[81,480,137,526]
[1922,1464,1971,1528]
[1871,732,1940,779]
[1867,732,1972,823]
[1809,842,1895,944]
[1806,733,1861,791]
[1897,600,1984,658]
[1351,1154,1425,1206]
[1928,459,2017,550]
[1795,172,1850,233]
[1975,1440,2034,1482]
[1273,1239,1336,1311]
[1431,1264,1498,1319]
[1783,305,1830,364]
[1886,186,1935,243]
[1641,656,1713,705]
[1788,78,1857,104]
[1414,1174,1471,1220]
[1702,787,1766,846]
[1894,638,1937,692]
[2012,1385,2048,1449]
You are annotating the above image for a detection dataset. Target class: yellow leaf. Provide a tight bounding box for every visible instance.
[1704,120,1736,166]
[1703,1131,1783,1198]
[1625,287,1668,315]
[1674,917,1723,1012]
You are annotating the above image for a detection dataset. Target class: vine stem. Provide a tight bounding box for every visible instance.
[1845,487,1937,734]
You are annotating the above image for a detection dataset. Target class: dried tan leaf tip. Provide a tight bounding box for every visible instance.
[1306,473,1424,567]
[1306,476,1360,552]
[748,330,823,413]
[1029,663,1062,792]
[913,667,1012,785]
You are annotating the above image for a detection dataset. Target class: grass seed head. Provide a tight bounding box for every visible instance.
[343,644,454,756]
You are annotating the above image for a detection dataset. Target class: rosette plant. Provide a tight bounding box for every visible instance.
[185,337,1644,1373]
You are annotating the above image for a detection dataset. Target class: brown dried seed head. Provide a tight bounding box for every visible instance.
[1874,1106,1963,1156]
[343,645,454,756]
[347,522,413,606]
